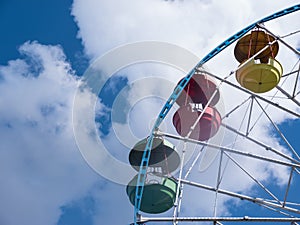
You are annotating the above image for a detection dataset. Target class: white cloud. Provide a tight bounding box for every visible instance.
[0,41,99,225]
[72,0,299,59]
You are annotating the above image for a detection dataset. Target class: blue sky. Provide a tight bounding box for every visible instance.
[0,1,300,225]
[0,0,87,74]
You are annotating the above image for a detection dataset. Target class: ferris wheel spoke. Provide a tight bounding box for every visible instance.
[244,97,255,136]
[178,178,300,215]
[283,168,294,208]
[280,29,300,39]
[222,96,252,120]
[158,130,300,169]
[222,151,282,205]
[267,199,300,207]
[183,145,205,180]
[172,141,187,225]
[276,86,300,107]
[221,123,299,163]
[138,216,300,223]
[213,149,226,218]
[254,97,300,160]
[205,70,300,118]
[258,23,300,56]
[282,69,300,78]
[254,201,296,218]
[292,62,300,98]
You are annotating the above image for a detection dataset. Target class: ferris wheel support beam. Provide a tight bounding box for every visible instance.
[257,23,300,57]
[138,216,300,223]
[201,69,300,118]
[283,168,294,207]
[157,131,300,169]
[133,4,300,224]
[254,98,300,160]
[282,69,300,78]
[177,179,300,215]
[292,63,300,98]
[221,123,299,163]
[222,96,252,119]
[222,151,282,205]
[276,86,300,108]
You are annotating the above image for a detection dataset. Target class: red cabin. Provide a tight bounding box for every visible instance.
[176,73,220,107]
[173,104,221,141]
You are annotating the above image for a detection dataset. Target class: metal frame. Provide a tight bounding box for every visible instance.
[138,216,300,223]
[132,4,300,225]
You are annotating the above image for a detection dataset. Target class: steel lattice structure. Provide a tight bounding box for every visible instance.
[132,4,300,225]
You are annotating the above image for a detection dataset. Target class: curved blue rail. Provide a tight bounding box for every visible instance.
[133,4,300,224]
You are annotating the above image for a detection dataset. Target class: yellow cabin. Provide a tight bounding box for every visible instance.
[236,58,283,93]
[234,30,283,93]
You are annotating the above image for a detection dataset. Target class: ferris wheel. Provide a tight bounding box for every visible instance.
[125,4,300,225]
